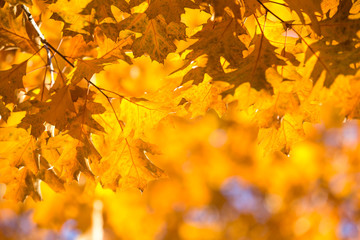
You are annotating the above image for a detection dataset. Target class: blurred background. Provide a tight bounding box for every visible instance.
[1,114,360,240]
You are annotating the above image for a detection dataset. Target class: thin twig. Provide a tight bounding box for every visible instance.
[21,5,55,88]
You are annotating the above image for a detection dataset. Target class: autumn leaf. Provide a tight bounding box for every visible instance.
[178,76,227,118]
[61,35,98,60]
[118,13,181,62]
[0,166,41,202]
[2,2,360,239]
[42,85,76,130]
[0,127,65,201]
[0,60,27,104]
[242,0,268,17]
[179,16,248,88]
[41,133,98,183]
[319,0,360,43]
[184,16,247,70]
[80,0,130,21]
[306,40,360,87]
[37,156,65,193]
[326,74,360,120]
[285,0,322,34]
[68,100,106,137]
[145,0,198,24]
[49,0,95,41]
[69,57,119,86]
[0,3,38,53]
[17,100,48,138]
[0,99,11,122]
[195,0,241,19]
[0,128,38,174]
[2,0,32,5]
[129,0,146,8]
[97,137,166,191]
[216,35,286,95]
[258,113,305,154]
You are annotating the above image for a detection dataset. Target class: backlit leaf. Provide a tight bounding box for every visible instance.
[146,0,198,24]
[0,3,38,53]
[80,0,130,21]
[0,60,27,104]
[216,35,286,95]
[119,13,180,62]
[98,137,166,191]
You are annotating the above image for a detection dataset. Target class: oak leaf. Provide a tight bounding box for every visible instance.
[258,113,305,154]
[0,128,38,174]
[129,0,146,8]
[43,85,76,130]
[119,13,185,63]
[185,17,247,70]
[17,101,47,138]
[285,0,322,34]
[0,99,11,122]
[37,156,65,193]
[179,17,248,87]
[98,137,166,191]
[306,40,360,87]
[69,57,119,86]
[0,3,37,53]
[327,74,360,120]
[2,0,32,5]
[145,0,198,24]
[80,0,130,21]
[239,0,268,17]
[41,133,99,182]
[0,167,41,202]
[118,13,181,62]
[0,60,27,104]
[216,35,286,95]
[68,99,106,139]
[49,0,95,42]
[0,128,64,201]
[116,98,170,139]
[178,77,227,118]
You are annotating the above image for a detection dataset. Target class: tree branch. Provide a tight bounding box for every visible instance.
[21,4,55,88]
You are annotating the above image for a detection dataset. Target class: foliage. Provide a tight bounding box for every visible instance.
[1,0,360,239]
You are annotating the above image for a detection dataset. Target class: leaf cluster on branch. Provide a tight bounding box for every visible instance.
[0,0,360,204]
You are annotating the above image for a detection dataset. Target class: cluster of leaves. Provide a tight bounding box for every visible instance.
[1,0,360,236]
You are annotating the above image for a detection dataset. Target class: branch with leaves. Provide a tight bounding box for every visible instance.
[0,0,359,205]
[2,0,360,239]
